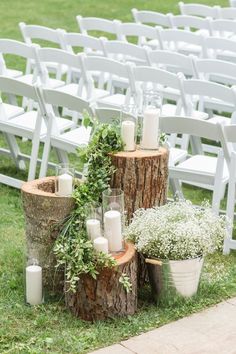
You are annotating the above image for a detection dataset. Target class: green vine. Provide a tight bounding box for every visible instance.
[54,116,124,293]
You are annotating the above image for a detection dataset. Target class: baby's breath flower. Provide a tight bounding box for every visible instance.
[125,200,227,260]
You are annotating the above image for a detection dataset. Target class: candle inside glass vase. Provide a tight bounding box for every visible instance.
[55,164,74,197]
[120,104,137,152]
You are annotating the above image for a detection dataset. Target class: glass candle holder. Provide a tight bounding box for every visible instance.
[55,164,75,197]
[25,258,43,306]
[102,188,124,253]
[86,202,103,241]
[120,104,138,152]
[140,90,162,151]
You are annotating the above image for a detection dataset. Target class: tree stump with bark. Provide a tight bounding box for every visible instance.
[21,176,75,295]
[65,242,137,321]
[110,147,169,286]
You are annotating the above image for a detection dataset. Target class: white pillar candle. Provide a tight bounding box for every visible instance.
[86,219,101,241]
[26,265,43,306]
[93,236,109,254]
[57,173,73,196]
[121,120,135,151]
[141,108,160,150]
[104,210,123,252]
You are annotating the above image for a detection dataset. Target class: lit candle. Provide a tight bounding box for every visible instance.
[104,210,123,252]
[57,173,73,196]
[93,236,109,254]
[141,108,160,150]
[121,120,135,151]
[86,219,101,241]
[26,265,43,305]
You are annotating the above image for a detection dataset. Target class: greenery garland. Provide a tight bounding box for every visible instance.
[54,117,125,293]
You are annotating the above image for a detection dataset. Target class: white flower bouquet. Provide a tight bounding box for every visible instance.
[125,200,227,260]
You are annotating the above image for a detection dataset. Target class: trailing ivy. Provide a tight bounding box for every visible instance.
[54,117,124,293]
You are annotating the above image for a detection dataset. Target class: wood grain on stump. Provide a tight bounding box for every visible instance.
[65,242,137,321]
[110,147,169,222]
[21,176,75,295]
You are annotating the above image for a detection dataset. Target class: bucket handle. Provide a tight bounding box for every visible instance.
[145,258,162,266]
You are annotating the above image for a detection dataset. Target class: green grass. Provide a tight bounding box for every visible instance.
[0,0,235,353]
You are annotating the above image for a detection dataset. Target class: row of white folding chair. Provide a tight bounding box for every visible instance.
[179,2,236,20]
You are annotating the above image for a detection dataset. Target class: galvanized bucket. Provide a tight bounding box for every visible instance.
[146,257,204,303]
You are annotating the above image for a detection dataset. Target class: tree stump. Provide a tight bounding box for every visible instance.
[110,147,169,286]
[65,242,137,321]
[21,176,75,295]
[110,147,169,222]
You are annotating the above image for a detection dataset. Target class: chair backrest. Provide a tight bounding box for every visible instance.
[182,78,236,114]
[219,7,236,19]
[131,8,172,27]
[103,39,150,65]
[76,16,120,38]
[19,22,65,49]
[116,22,160,46]
[148,49,196,77]
[193,58,236,86]
[61,32,105,55]
[170,14,212,34]
[210,19,236,37]
[158,28,205,53]
[204,36,236,61]
[178,2,220,19]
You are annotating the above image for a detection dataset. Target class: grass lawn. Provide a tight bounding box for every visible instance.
[0,0,236,353]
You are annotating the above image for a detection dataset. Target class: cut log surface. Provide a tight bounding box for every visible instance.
[21,176,75,295]
[110,147,169,222]
[65,242,137,321]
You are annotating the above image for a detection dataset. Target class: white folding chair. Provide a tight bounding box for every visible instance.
[210,19,236,40]
[116,22,161,48]
[39,88,94,178]
[230,0,236,6]
[132,8,172,28]
[19,22,66,80]
[178,2,220,19]
[148,49,197,77]
[61,31,105,56]
[160,115,231,214]
[193,58,236,86]
[219,7,236,19]
[157,28,205,57]
[204,36,236,63]
[76,16,120,39]
[169,14,212,37]
[80,55,135,109]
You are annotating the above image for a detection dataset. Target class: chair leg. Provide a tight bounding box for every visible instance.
[3,133,26,170]
[28,114,42,181]
[55,149,69,165]
[39,138,51,178]
[169,178,184,200]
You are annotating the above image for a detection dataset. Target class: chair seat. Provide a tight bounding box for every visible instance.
[56,83,108,101]
[169,147,187,165]
[8,111,74,137]
[161,104,208,120]
[97,94,133,109]
[17,74,64,89]
[208,115,231,125]
[5,68,23,78]
[145,39,160,49]
[2,103,24,119]
[51,126,91,151]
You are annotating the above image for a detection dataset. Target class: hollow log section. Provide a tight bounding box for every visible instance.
[110,147,169,286]
[110,147,169,222]
[21,176,75,295]
[65,242,137,321]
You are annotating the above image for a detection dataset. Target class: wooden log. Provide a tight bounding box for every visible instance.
[21,176,75,295]
[65,242,137,321]
[110,147,169,222]
[110,147,169,286]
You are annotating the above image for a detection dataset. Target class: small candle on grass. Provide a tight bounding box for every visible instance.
[104,210,123,252]
[26,264,43,306]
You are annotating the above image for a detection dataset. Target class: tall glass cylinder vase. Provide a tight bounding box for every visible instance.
[140,90,162,151]
[102,188,124,253]
[120,104,138,152]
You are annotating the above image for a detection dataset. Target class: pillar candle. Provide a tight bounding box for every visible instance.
[26,265,43,306]
[121,120,135,151]
[141,108,160,150]
[86,219,101,241]
[93,236,109,254]
[57,173,73,196]
[104,210,123,252]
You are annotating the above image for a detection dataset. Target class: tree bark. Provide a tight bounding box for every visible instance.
[21,176,75,295]
[110,147,169,222]
[110,147,169,286]
[65,242,137,321]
